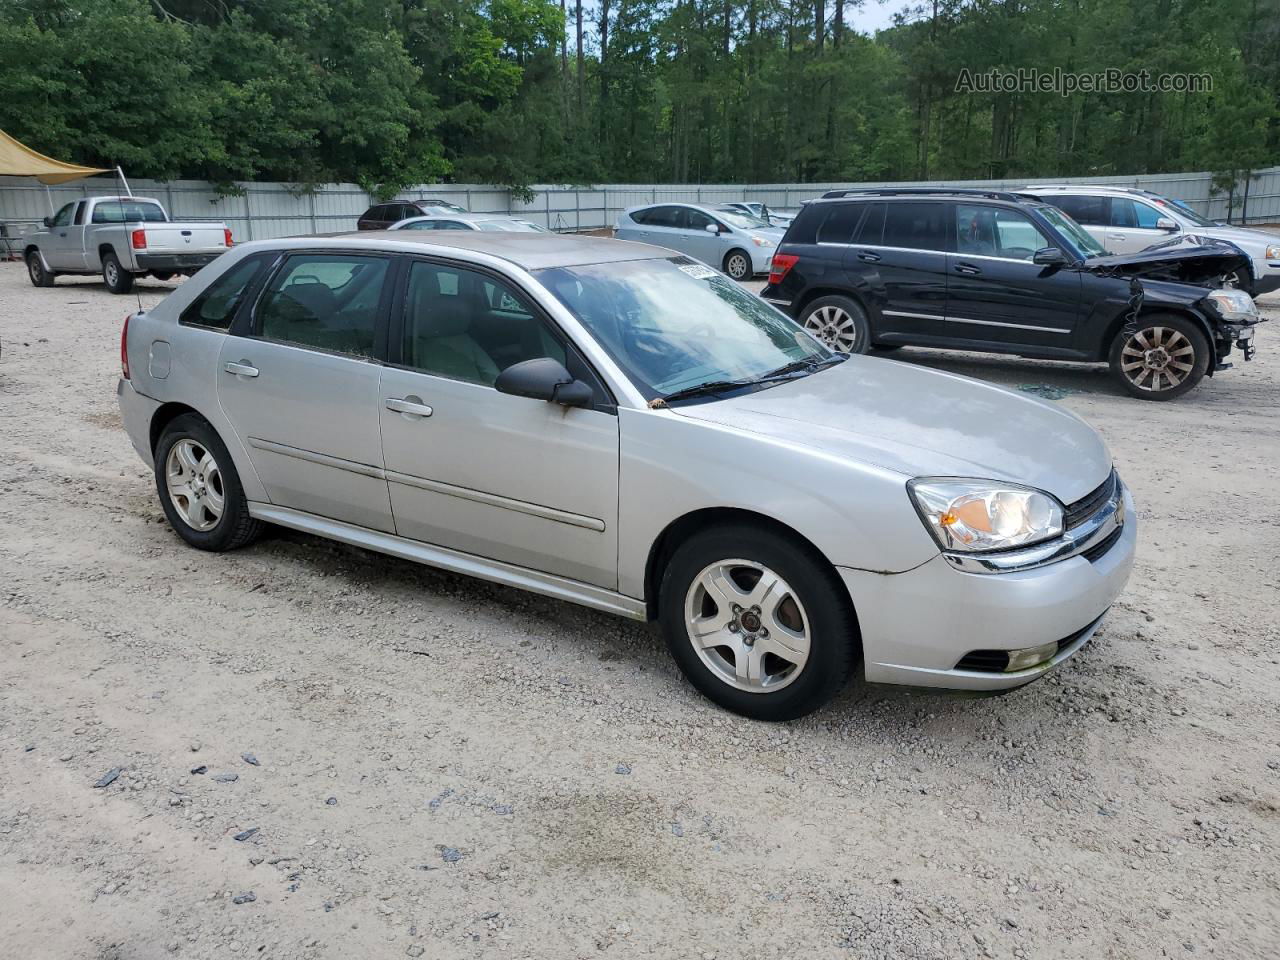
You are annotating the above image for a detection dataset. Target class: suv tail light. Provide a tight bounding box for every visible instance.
[120,313,132,379]
[130,229,147,250]
[768,253,799,285]
[224,227,234,247]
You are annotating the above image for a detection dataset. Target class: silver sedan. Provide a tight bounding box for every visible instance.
[116,231,1135,719]
[614,203,783,280]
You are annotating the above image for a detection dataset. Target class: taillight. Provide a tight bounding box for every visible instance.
[131,229,147,249]
[120,314,131,380]
[768,253,799,285]
[224,227,233,247]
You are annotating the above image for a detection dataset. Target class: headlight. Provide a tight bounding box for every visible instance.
[750,235,774,247]
[907,479,1064,553]
[1206,287,1259,320]
[1265,244,1280,260]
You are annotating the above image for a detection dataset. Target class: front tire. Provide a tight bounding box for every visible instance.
[155,414,262,551]
[1108,313,1209,400]
[723,249,752,281]
[26,251,54,287]
[800,295,870,355]
[1223,266,1254,296]
[150,271,175,281]
[102,252,134,294]
[659,524,859,720]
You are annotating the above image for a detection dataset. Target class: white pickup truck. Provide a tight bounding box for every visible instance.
[24,196,232,294]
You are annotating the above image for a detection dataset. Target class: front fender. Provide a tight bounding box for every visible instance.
[616,407,939,599]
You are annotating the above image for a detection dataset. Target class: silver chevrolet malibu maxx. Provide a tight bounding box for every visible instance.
[117,231,1136,719]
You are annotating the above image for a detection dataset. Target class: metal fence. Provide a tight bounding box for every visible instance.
[3,167,1279,254]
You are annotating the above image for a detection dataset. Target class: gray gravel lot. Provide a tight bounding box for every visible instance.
[2,262,1279,959]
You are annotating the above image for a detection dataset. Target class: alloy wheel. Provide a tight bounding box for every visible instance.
[165,438,225,532]
[683,559,811,693]
[726,253,750,280]
[804,305,861,353]
[1119,325,1196,393]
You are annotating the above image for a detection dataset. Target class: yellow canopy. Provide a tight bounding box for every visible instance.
[0,128,109,185]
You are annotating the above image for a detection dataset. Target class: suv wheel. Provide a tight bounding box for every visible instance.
[26,251,54,287]
[800,295,870,354]
[723,249,752,281]
[659,524,859,720]
[1223,266,1254,296]
[102,252,134,294]
[155,414,262,551]
[1108,314,1209,400]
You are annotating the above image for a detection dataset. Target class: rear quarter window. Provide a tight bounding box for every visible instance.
[180,255,269,331]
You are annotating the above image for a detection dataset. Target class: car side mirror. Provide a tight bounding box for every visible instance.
[42,216,53,228]
[1155,217,1178,232]
[704,223,720,234]
[494,357,592,408]
[1032,246,1068,266]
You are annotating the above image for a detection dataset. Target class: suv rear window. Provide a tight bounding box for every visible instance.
[1050,194,1109,226]
[881,201,949,251]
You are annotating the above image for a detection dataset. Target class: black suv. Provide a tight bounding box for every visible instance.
[763,189,1262,399]
[357,199,468,230]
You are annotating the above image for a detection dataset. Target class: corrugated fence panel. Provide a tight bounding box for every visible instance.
[5,169,1279,254]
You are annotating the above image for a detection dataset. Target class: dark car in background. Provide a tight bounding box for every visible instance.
[357,199,468,230]
[762,188,1263,400]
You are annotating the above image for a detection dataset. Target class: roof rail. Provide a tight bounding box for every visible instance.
[820,187,1038,202]
[1022,184,1146,193]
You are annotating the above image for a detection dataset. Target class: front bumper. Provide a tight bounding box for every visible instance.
[117,378,161,466]
[134,252,222,273]
[1252,266,1280,297]
[839,484,1137,691]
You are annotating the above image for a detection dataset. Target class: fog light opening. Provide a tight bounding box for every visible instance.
[1004,640,1060,673]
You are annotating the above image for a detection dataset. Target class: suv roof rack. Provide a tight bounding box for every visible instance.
[820,187,1040,202]
[1023,184,1150,195]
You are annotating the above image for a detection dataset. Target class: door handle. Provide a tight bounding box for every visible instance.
[1107,234,1125,241]
[224,361,259,378]
[857,252,881,263]
[385,396,433,418]
[953,263,982,275]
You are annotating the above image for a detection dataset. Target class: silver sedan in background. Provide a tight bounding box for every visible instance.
[720,201,797,228]
[614,202,783,280]
[391,213,549,233]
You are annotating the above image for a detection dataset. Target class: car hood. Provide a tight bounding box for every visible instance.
[1196,224,1280,249]
[1086,236,1250,285]
[672,359,1112,504]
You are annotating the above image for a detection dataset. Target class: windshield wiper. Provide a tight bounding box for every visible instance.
[654,355,845,407]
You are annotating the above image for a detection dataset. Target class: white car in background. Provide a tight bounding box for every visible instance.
[721,201,797,228]
[1024,185,1280,295]
[390,213,549,233]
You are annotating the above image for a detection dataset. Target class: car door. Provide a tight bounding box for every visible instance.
[615,207,655,242]
[216,251,397,532]
[682,208,730,267]
[848,200,951,341]
[378,258,619,588]
[1105,197,1175,253]
[945,203,1082,349]
[40,202,78,270]
[633,206,690,257]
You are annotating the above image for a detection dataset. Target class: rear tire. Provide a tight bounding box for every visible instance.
[1108,313,1209,401]
[800,294,870,355]
[150,271,175,281]
[26,251,54,287]
[155,414,262,552]
[658,524,859,720]
[102,252,134,294]
[723,249,752,281]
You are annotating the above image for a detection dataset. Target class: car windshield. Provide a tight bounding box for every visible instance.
[474,218,544,232]
[424,201,467,213]
[536,257,830,400]
[1158,196,1215,227]
[715,209,770,230]
[1038,206,1107,259]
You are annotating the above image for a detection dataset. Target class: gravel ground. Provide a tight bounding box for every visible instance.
[2,261,1279,960]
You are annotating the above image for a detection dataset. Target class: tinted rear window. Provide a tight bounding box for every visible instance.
[816,203,863,244]
[881,201,949,251]
[1050,194,1109,226]
[180,255,267,330]
[852,202,887,244]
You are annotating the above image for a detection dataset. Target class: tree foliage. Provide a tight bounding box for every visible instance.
[1,0,1277,196]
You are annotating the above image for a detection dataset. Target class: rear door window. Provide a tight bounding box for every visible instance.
[817,203,864,244]
[256,254,390,357]
[881,202,949,251]
[1051,194,1109,226]
[852,202,886,244]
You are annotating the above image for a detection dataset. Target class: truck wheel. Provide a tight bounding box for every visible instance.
[26,251,54,287]
[1108,313,1209,401]
[102,252,134,295]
